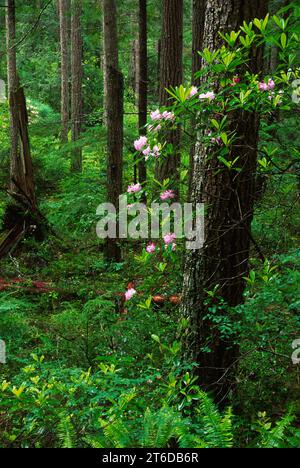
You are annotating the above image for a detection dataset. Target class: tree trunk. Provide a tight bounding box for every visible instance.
[181,0,269,404]
[6,0,36,208]
[102,0,119,128]
[192,0,206,86]
[1,0,43,259]
[137,0,147,192]
[59,0,70,143]
[103,0,123,262]
[71,0,83,172]
[189,0,207,198]
[156,0,183,192]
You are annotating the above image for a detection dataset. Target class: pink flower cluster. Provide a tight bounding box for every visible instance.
[134,136,160,160]
[125,288,137,301]
[188,86,198,98]
[160,189,175,201]
[146,242,156,254]
[150,109,175,122]
[199,91,216,101]
[134,136,148,151]
[163,233,176,250]
[258,78,275,92]
[127,183,142,194]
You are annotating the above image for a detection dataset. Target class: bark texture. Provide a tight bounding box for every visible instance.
[103,0,123,262]
[138,0,148,190]
[156,0,183,190]
[59,0,70,143]
[71,0,83,172]
[181,0,269,403]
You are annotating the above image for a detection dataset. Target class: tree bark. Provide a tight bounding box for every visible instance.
[156,0,183,192]
[137,0,147,191]
[192,0,206,86]
[6,0,37,208]
[181,0,269,404]
[103,0,123,262]
[59,0,70,143]
[71,0,83,172]
[189,0,207,198]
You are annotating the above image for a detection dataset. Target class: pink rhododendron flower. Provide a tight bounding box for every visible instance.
[188,86,198,98]
[151,109,162,121]
[163,233,176,245]
[199,91,215,101]
[162,111,175,120]
[160,189,175,201]
[268,79,275,90]
[258,82,268,92]
[152,145,160,158]
[127,183,142,194]
[143,146,151,156]
[134,136,148,151]
[125,288,137,301]
[146,242,156,254]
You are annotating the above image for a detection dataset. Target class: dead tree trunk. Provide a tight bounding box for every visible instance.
[1,0,42,259]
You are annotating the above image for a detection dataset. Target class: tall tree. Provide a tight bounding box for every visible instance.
[103,0,124,262]
[156,0,183,191]
[181,0,269,402]
[192,0,206,87]
[189,0,206,197]
[58,0,70,143]
[6,0,36,208]
[137,0,148,191]
[70,0,83,172]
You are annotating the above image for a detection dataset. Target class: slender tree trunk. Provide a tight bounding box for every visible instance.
[137,0,147,191]
[189,0,207,198]
[103,0,123,262]
[71,0,83,172]
[181,0,269,404]
[6,0,18,194]
[156,0,183,192]
[59,0,69,143]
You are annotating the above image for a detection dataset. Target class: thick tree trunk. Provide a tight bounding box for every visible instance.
[137,0,147,191]
[71,0,83,172]
[156,0,183,192]
[189,0,207,198]
[59,0,70,143]
[103,0,123,262]
[181,0,269,403]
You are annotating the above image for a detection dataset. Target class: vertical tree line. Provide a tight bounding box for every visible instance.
[103,0,124,262]
[156,0,183,193]
[181,0,269,402]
